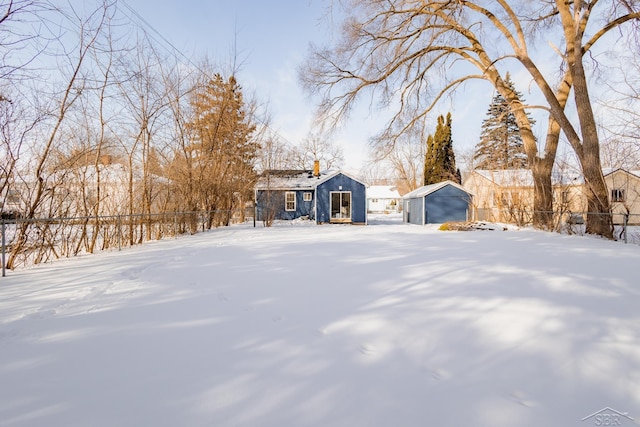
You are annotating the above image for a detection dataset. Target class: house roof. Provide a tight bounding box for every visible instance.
[471,169,584,186]
[403,180,472,199]
[603,167,640,179]
[367,185,401,199]
[255,169,366,190]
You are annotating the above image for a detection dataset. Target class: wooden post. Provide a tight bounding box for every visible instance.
[1,219,5,277]
[117,215,122,251]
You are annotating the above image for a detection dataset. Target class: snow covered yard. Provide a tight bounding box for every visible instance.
[1,220,639,427]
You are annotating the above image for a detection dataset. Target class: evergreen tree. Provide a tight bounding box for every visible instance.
[170,74,257,225]
[473,73,531,169]
[423,112,460,185]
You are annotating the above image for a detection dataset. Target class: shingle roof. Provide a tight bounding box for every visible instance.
[255,169,366,190]
[403,180,472,199]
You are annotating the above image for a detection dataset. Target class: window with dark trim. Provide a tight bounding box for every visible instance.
[611,188,625,203]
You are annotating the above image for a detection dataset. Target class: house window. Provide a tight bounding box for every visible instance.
[303,192,312,202]
[285,191,296,211]
[561,190,569,204]
[611,188,625,203]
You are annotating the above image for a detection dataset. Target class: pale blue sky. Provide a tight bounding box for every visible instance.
[120,0,375,172]
[119,0,505,174]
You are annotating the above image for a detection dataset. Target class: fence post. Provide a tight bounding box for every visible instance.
[117,215,122,251]
[624,213,629,244]
[2,219,5,277]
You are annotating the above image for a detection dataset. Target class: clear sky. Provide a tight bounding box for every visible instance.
[119,0,491,174]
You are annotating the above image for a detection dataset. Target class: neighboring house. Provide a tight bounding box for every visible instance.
[47,161,162,217]
[3,159,169,219]
[0,187,23,219]
[255,167,367,224]
[463,169,585,224]
[604,168,640,225]
[402,180,473,225]
[367,185,402,213]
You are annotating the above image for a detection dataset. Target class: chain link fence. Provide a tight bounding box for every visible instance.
[475,208,640,245]
[1,209,254,276]
[560,212,640,244]
[3,207,637,277]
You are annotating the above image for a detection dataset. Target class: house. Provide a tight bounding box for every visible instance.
[367,185,402,213]
[402,180,473,225]
[604,168,640,225]
[463,169,586,224]
[254,164,367,224]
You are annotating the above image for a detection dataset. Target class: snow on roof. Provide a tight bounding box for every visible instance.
[367,185,401,199]
[403,180,471,199]
[472,169,584,186]
[255,170,320,190]
[255,169,365,190]
[473,169,534,186]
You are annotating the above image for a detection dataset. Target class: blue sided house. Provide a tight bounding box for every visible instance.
[255,168,367,224]
[403,180,473,225]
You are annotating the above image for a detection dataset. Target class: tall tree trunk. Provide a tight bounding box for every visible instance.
[569,6,613,238]
[580,146,613,237]
[531,159,554,229]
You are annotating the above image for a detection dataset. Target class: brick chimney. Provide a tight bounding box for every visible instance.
[313,159,320,177]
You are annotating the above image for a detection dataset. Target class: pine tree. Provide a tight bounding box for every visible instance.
[423,112,460,185]
[473,73,531,169]
[171,74,257,225]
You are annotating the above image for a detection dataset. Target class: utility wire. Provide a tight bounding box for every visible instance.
[117,0,299,147]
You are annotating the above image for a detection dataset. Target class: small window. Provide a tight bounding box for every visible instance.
[285,192,296,211]
[303,192,312,202]
[561,190,569,204]
[611,188,625,203]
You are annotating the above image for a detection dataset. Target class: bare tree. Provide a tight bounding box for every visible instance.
[165,66,258,228]
[287,129,344,170]
[370,122,425,194]
[255,125,291,173]
[7,1,113,269]
[301,0,640,238]
[0,0,50,81]
[114,30,170,242]
[599,50,640,170]
[0,92,40,218]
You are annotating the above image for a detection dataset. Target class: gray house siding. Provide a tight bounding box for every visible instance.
[403,182,472,225]
[316,174,367,224]
[406,197,424,225]
[255,189,315,221]
[424,185,471,223]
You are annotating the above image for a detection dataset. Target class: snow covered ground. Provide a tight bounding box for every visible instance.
[1,216,639,427]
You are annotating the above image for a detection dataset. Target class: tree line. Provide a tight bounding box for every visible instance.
[0,1,346,269]
[301,0,640,239]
